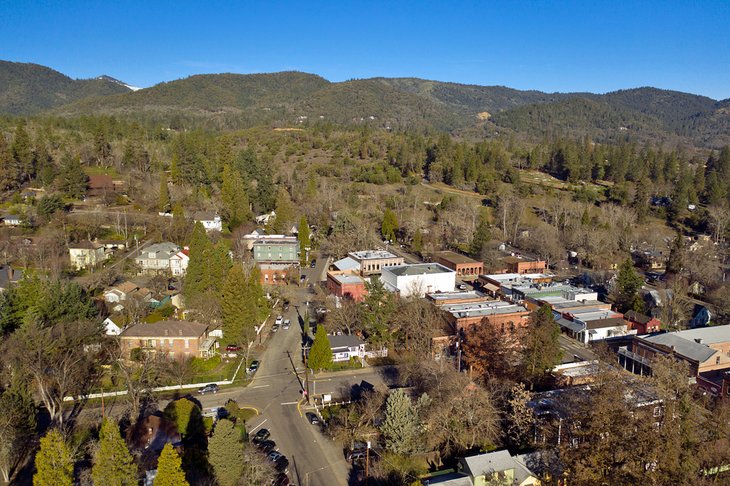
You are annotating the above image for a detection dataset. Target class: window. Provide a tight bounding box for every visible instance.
[185,339,190,349]
[653,406,661,417]
[717,356,721,365]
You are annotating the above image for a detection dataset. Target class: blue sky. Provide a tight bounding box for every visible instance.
[2,1,729,99]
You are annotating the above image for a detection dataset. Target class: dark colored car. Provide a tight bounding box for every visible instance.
[310,259,317,268]
[283,301,290,311]
[267,451,284,462]
[252,428,270,444]
[272,473,290,486]
[259,440,277,453]
[248,360,260,373]
[306,412,320,425]
[197,384,219,395]
[274,456,289,473]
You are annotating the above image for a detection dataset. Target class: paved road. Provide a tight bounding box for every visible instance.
[199,285,385,486]
[558,334,597,363]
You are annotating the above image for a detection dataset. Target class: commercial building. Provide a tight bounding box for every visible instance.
[426,290,491,306]
[556,308,629,344]
[494,255,547,275]
[347,250,404,276]
[326,272,368,302]
[439,300,531,332]
[380,263,456,298]
[477,273,553,299]
[433,251,483,278]
[119,320,214,360]
[252,237,299,263]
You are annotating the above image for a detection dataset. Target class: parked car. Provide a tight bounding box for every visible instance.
[198,384,219,395]
[272,473,291,486]
[306,412,320,425]
[283,300,290,311]
[283,319,291,330]
[252,428,270,444]
[226,344,242,352]
[259,440,277,453]
[274,456,289,473]
[275,315,283,326]
[310,259,317,268]
[458,283,468,290]
[267,451,284,462]
[248,360,260,373]
[272,323,280,333]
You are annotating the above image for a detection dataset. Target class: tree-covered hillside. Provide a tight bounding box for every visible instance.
[0,60,131,115]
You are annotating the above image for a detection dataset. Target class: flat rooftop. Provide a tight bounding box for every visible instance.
[385,263,455,277]
[253,238,298,245]
[349,250,399,260]
[674,325,730,345]
[433,251,481,265]
[426,290,490,303]
[331,274,366,285]
[481,273,553,283]
[443,301,529,319]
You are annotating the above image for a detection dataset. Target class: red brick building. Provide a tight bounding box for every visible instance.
[119,320,213,360]
[495,256,547,274]
[625,310,661,334]
[326,272,367,302]
[433,251,483,278]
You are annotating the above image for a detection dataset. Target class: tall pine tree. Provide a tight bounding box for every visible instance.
[92,419,138,486]
[34,429,73,486]
[298,215,311,265]
[208,419,245,486]
[154,443,188,486]
[308,325,333,372]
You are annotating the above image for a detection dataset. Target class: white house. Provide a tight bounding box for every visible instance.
[1,214,22,226]
[169,250,190,276]
[102,316,124,336]
[69,241,106,270]
[193,212,223,232]
[135,242,180,274]
[380,263,456,298]
[255,210,276,225]
[327,334,366,362]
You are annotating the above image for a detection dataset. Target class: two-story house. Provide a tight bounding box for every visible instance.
[193,211,223,232]
[69,241,106,270]
[135,242,180,275]
[119,320,213,360]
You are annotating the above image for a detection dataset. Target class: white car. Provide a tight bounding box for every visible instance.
[275,316,283,326]
[283,319,291,330]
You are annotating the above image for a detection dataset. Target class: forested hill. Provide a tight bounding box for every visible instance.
[2,60,730,147]
[0,60,131,115]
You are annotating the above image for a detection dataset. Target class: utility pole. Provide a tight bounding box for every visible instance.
[365,441,371,486]
[303,345,311,404]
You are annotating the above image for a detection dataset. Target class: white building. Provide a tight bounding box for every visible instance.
[69,241,106,270]
[169,251,190,276]
[327,334,366,362]
[135,242,180,274]
[193,212,223,232]
[102,316,124,336]
[380,263,456,298]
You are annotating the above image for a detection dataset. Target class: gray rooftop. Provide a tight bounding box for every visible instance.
[138,242,179,259]
[444,301,528,319]
[641,333,717,363]
[327,334,364,349]
[674,325,730,345]
[331,273,365,285]
[333,256,360,272]
[385,263,455,277]
[121,320,208,338]
[461,449,535,483]
[349,250,399,260]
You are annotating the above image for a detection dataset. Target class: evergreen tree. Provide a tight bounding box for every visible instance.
[34,429,73,486]
[221,265,257,347]
[170,204,191,244]
[271,187,294,234]
[57,153,88,199]
[380,389,419,454]
[92,419,138,486]
[220,164,250,230]
[183,222,213,301]
[615,258,644,312]
[308,325,333,371]
[0,132,21,190]
[208,419,245,486]
[0,381,36,483]
[381,208,398,242]
[158,175,171,213]
[411,228,423,255]
[298,215,311,265]
[154,443,188,486]
[469,211,490,258]
[521,305,562,388]
[11,121,34,183]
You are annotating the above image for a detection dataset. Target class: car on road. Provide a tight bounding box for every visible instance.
[305,412,320,425]
[283,319,290,330]
[267,451,284,462]
[259,440,277,453]
[225,344,242,352]
[275,315,283,325]
[252,428,270,444]
[248,360,260,373]
[272,323,279,332]
[310,259,317,268]
[274,456,289,473]
[197,384,219,395]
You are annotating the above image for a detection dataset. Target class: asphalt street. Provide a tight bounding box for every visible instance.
[195,281,385,486]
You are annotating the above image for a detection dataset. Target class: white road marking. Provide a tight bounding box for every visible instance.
[280,401,299,405]
[249,418,267,432]
[252,384,270,389]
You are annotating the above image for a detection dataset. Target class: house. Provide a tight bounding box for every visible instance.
[380,263,456,298]
[68,240,106,270]
[255,210,276,225]
[625,310,661,334]
[104,281,152,306]
[618,325,730,377]
[327,334,366,362]
[87,174,116,197]
[433,251,483,278]
[169,249,189,276]
[0,265,23,292]
[102,316,124,336]
[0,214,22,226]
[556,310,629,344]
[426,449,540,486]
[193,211,222,232]
[326,272,368,302]
[119,320,213,360]
[347,250,404,276]
[135,242,180,275]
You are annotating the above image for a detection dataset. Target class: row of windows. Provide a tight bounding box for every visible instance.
[144,338,191,348]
